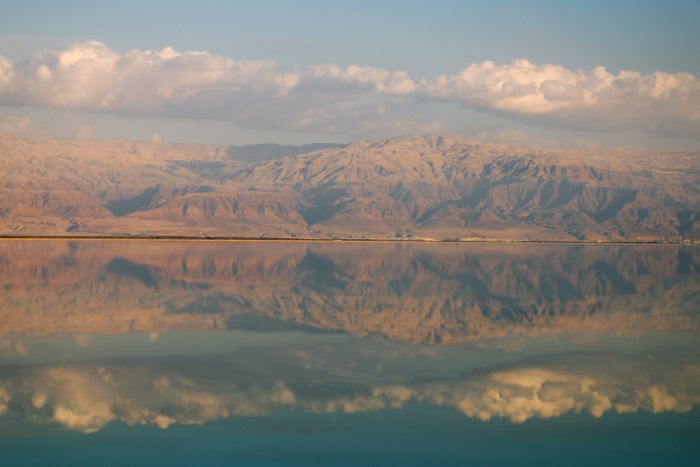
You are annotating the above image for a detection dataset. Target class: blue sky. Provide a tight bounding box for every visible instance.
[0,0,699,148]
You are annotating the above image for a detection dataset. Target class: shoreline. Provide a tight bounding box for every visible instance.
[0,235,696,246]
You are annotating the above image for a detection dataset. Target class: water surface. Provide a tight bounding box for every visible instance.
[1,240,699,465]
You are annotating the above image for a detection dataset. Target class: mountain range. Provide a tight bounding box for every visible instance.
[1,134,698,241]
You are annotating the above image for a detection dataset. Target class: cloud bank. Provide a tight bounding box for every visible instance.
[0,41,698,138]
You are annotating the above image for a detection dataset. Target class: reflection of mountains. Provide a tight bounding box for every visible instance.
[1,241,698,343]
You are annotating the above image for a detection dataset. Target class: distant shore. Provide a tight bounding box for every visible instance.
[0,235,696,246]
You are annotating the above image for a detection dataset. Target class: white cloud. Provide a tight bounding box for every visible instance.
[421,60,700,135]
[0,41,698,138]
[0,55,13,91]
[6,41,300,113]
[306,64,416,94]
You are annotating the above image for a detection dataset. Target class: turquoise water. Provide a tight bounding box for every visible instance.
[0,241,699,465]
[4,409,700,466]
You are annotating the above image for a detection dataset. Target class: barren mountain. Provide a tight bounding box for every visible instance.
[1,134,698,240]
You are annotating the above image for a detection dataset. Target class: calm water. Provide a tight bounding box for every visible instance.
[1,240,699,466]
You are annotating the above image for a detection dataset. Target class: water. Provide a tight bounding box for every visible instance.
[0,240,699,466]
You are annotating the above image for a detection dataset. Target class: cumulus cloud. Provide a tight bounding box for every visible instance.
[306,64,416,95]
[1,41,698,138]
[6,41,298,111]
[0,55,13,91]
[422,60,700,135]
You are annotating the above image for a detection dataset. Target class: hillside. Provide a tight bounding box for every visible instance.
[0,134,698,241]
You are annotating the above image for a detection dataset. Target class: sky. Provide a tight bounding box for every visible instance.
[0,0,699,149]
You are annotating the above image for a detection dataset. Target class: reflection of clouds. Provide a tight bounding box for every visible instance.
[72,334,94,348]
[300,367,700,423]
[647,384,696,414]
[417,367,700,423]
[2,359,700,432]
[5,367,296,433]
[421,369,613,423]
[0,386,9,414]
[306,385,413,415]
[0,338,29,358]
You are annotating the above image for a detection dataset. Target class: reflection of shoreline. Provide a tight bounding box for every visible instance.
[1,236,698,245]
